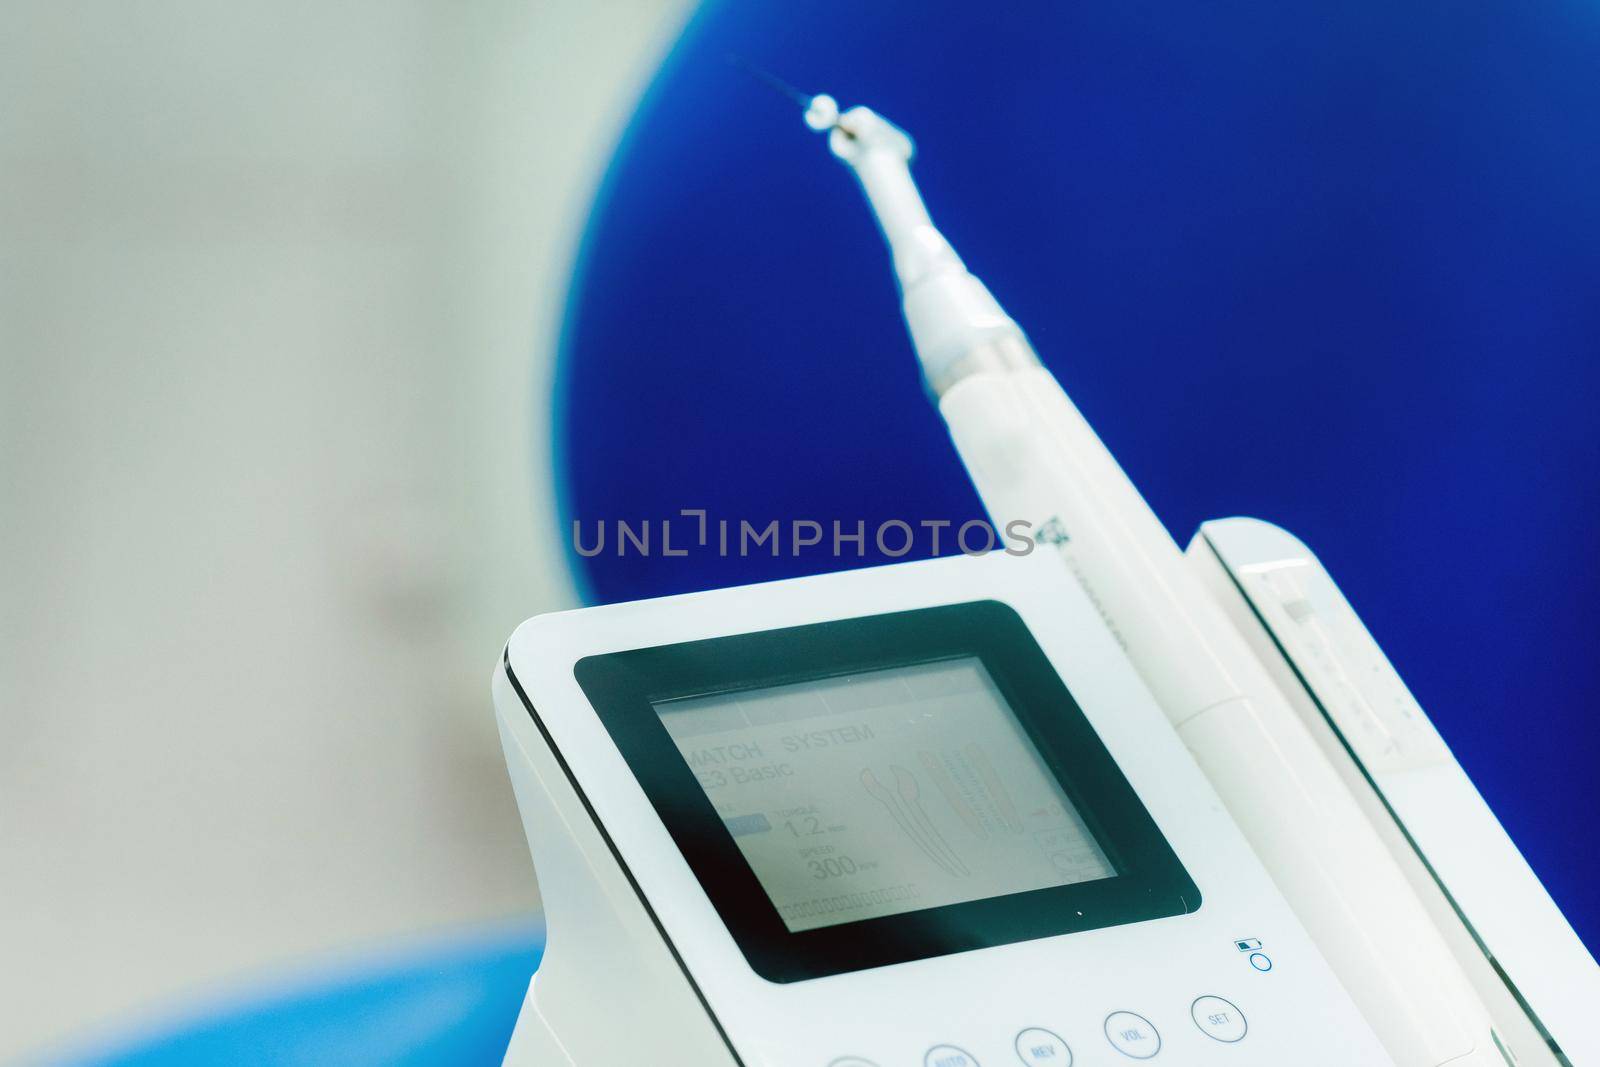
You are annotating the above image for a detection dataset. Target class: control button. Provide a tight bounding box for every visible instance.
[1248,952,1273,972]
[1191,996,1248,1043]
[925,1046,980,1067]
[1014,1027,1072,1064]
[827,1059,879,1067]
[1104,1012,1161,1059]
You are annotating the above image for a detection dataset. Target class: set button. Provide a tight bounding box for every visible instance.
[925,1045,980,1067]
[1013,1027,1072,1064]
[1103,1011,1161,1059]
[1191,996,1247,1042]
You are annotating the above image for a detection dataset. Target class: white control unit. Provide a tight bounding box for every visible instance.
[493,552,1393,1066]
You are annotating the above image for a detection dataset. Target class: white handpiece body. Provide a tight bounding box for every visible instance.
[938,365,1500,1067]
[819,102,1505,1066]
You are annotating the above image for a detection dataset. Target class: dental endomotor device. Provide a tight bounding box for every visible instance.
[808,96,1598,1066]
[489,89,1599,1067]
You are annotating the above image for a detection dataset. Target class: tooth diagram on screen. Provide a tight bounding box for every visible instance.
[655,657,1115,932]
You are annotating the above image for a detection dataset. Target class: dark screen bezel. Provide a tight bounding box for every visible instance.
[573,599,1200,983]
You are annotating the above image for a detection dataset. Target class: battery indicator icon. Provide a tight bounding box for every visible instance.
[1235,938,1262,952]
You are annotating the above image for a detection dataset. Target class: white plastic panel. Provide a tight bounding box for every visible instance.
[502,552,1392,1067]
[1196,517,1600,1067]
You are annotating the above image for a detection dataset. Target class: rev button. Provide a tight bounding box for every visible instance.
[1014,1027,1072,1064]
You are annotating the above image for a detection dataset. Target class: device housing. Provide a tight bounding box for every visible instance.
[494,551,1392,1066]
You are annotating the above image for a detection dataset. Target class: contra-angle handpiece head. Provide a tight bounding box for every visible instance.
[800,93,1037,394]
[729,58,1037,390]
[802,95,961,290]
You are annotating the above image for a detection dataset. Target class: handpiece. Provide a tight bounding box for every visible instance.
[807,95,1504,1067]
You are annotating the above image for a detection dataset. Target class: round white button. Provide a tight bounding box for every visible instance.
[1248,952,1273,972]
[1014,1027,1073,1064]
[1191,996,1248,1042]
[925,1046,980,1067]
[1104,1012,1161,1059]
[827,1060,879,1067]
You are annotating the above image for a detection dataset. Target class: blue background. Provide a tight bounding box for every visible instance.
[560,0,1600,955]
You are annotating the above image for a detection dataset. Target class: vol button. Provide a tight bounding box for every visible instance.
[1104,1011,1161,1059]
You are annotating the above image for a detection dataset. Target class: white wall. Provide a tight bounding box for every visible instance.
[0,1,692,1060]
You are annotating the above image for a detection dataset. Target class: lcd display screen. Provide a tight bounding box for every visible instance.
[654,657,1114,933]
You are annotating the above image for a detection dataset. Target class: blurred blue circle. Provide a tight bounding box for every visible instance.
[560,2,1600,949]
[65,931,539,1066]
